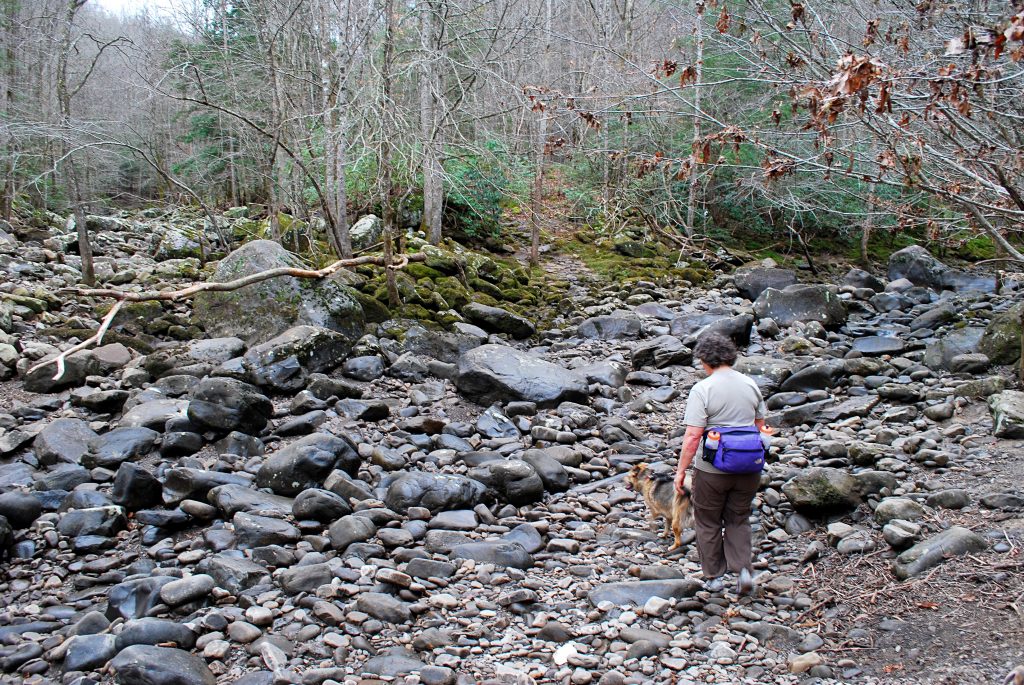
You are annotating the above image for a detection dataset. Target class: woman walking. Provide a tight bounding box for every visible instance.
[674,332,771,594]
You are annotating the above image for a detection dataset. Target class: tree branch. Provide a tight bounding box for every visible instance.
[31,253,425,379]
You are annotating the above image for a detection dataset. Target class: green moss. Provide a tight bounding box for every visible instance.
[469,278,503,299]
[470,292,500,307]
[405,263,446,280]
[397,303,435,320]
[436,276,471,309]
[960,236,998,260]
[434,309,464,326]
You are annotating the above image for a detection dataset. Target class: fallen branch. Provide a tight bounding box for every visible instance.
[60,252,422,303]
[30,252,424,381]
[34,300,124,382]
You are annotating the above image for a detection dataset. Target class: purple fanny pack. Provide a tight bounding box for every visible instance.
[702,425,766,474]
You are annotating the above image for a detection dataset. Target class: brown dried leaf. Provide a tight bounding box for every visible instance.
[716,5,730,34]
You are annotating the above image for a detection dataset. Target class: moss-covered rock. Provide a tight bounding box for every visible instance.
[436,276,471,310]
[397,304,435,321]
[613,237,656,258]
[469,278,503,300]
[434,309,465,326]
[405,263,446,281]
[101,300,164,334]
[469,292,500,307]
[979,302,1024,365]
[153,258,201,280]
[351,291,392,324]
[193,239,364,346]
[420,244,465,275]
[153,226,203,261]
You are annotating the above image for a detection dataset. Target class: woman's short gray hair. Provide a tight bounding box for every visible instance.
[693,332,738,368]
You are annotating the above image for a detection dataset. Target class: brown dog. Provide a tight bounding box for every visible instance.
[625,463,693,551]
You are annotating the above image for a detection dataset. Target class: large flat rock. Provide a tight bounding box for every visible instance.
[587,579,701,607]
[456,344,589,407]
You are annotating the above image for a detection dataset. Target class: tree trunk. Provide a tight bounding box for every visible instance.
[381,0,399,305]
[419,0,444,245]
[530,114,547,268]
[684,2,704,238]
[860,181,876,265]
[530,0,552,268]
[0,0,16,222]
[57,0,94,286]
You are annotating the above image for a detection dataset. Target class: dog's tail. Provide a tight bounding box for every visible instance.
[649,470,692,503]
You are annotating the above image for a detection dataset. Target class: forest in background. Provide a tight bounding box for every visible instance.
[2,0,1024,282]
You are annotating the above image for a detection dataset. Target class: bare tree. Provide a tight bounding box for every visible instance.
[56,0,94,285]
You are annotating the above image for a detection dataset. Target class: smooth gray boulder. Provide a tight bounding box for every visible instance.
[734,356,794,395]
[193,239,364,345]
[85,427,160,469]
[587,579,701,607]
[33,418,98,466]
[142,337,245,378]
[23,350,98,393]
[923,327,985,371]
[255,433,359,496]
[577,312,642,340]
[106,577,176,621]
[734,266,797,300]
[232,511,300,549]
[449,540,533,569]
[463,302,535,339]
[120,399,189,431]
[196,553,270,595]
[207,483,294,518]
[630,335,692,369]
[115,618,198,651]
[456,344,589,407]
[110,645,216,685]
[892,526,987,580]
[670,312,753,347]
[242,325,352,392]
[752,285,847,329]
[520,449,569,492]
[851,336,905,356]
[328,515,377,551]
[384,472,486,514]
[355,592,411,624]
[350,214,382,250]
[842,268,885,292]
[874,497,925,525]
[187,378,272,434]
[888,245,948,290]
[278,562,333,594]
[782,468,862,515]
[467,459,544,505]
[889,244,995,292]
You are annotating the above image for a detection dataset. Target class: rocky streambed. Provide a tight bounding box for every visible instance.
[1,216,1023,685]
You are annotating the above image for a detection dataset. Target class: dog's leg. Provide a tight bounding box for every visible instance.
[667,512,683,551]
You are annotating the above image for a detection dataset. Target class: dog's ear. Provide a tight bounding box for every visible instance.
[635,463,648,474]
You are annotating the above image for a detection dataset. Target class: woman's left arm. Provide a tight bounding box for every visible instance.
[675,425,704,494]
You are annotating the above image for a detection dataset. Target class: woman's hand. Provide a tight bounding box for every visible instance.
[675,425,704,494]
[674,468,688,495]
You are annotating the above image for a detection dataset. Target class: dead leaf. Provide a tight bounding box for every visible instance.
[716,5,730,33]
